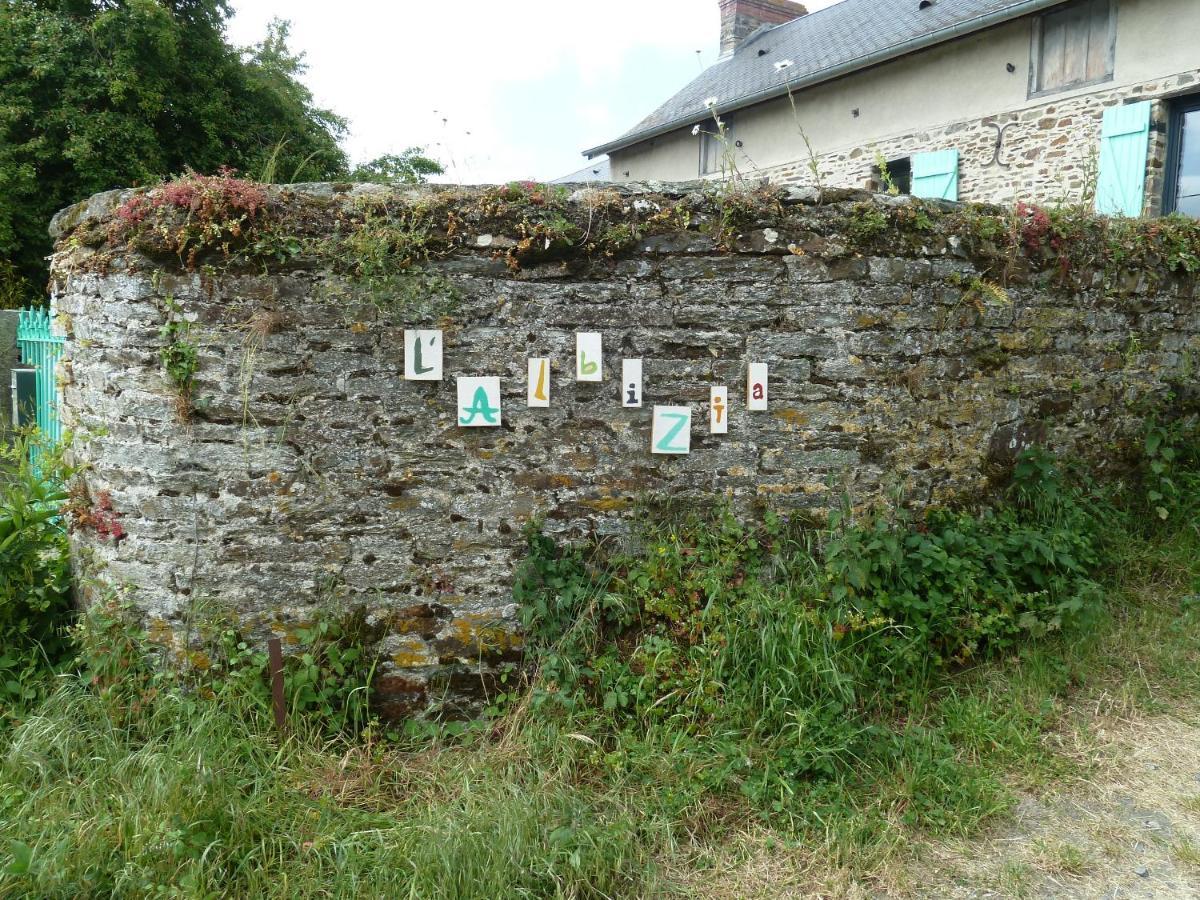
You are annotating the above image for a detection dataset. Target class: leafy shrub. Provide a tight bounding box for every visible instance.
[71,600,384,739]
[201,609,384,737]
[824,448,1102,678]
[511,448,1126,808]
[514,507,883,790]
[512,524,602,710]
[1139,417,1200,523]
[0,436,73,718]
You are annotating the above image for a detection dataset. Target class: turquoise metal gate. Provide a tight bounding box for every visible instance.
[15,306,64,445]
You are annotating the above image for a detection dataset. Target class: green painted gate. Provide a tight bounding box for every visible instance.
[16,306,65,445]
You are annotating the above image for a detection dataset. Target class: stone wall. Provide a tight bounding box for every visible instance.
[49,182,1199,716]
[754,72,1200,213]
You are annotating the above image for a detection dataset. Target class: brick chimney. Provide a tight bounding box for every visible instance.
[719,0,808,58]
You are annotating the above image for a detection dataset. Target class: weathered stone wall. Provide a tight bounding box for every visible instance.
[49,182,1199,716]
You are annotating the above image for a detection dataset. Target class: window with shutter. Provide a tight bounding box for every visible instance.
[1031,0,1115,97]
[911,150,959,201]
[1095,101,1152,218]
[1164,95,1200,218]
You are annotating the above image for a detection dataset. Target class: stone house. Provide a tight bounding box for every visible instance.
[583,0,1200,217]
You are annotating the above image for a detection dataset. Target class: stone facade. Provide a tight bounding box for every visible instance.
[753,72,1200,215]
[602,0,1200,215]
[50,183,1199,716]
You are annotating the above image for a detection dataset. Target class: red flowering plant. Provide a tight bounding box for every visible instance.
[1015,201,1052,256]
[112,168,268,267]
[67,483,126,543]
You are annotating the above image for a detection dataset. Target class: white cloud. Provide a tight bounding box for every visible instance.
[226,0,846,182]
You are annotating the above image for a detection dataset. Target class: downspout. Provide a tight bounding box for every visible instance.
[583,0,1070,159]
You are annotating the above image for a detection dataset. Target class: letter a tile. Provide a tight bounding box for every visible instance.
[457,377,502,427]
[747,363,768,411]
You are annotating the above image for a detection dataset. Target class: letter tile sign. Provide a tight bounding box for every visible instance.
[651,406,692,455]
[457,377,502,427]
[747,363,769,411]
[404,330,443,380]
[622,359,643,407]
[710,386,728,434]
[527,358,550,407]
[576,332,602,381]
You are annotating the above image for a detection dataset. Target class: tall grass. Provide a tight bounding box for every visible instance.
[0,680,666,897]
[0,424,1197,896]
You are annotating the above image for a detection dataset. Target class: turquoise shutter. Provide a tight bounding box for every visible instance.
[912,149,959,201]
[1095,101,1152,217]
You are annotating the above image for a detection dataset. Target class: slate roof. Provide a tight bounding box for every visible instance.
[584,0,1067,157]
[551,157,612,184]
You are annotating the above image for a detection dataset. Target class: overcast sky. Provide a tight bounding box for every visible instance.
[226,0,842,183]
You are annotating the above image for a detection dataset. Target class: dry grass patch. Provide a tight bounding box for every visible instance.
[660,828,879,899]
[898,711,1200,898]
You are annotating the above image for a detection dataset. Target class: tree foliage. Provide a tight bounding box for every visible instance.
[349,149,445,185]
[0,1,349,305]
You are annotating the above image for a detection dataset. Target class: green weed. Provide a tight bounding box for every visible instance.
[0,434,73,727]
[158,294,199,419]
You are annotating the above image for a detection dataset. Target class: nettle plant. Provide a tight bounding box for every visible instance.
[824,447,1103,677]
[510,441,1128,800]
[157,294,198,419]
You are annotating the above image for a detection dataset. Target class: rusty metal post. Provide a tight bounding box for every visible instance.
[267,637,286,732]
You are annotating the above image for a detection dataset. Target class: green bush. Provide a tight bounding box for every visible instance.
[0,436,72,716]
[514,507,871,786]
[824,447,1103,678]
[509,447,1134,809]
[72,599,384,741]
[1139,416,1200,523]
[204,610,383,737]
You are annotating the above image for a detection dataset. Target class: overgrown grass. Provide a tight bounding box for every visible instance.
[0,434,73,724]
[0,683,665,897]
[1,423,1198,897]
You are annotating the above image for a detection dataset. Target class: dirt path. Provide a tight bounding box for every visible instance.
[670,711,1200,898]
[895,713,1200,899]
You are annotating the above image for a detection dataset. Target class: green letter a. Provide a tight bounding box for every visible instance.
[460,386,499,425]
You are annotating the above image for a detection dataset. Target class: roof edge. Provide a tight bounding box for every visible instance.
[582,0,1067,159]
